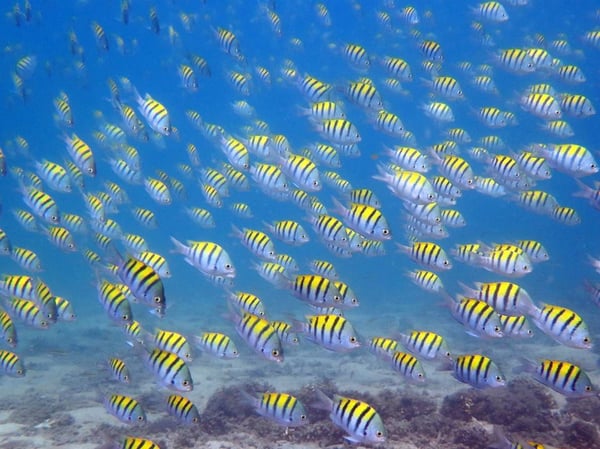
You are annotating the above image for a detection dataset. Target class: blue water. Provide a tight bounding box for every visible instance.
[0,1,599,448]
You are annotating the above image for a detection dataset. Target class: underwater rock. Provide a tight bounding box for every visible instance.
[201,382,272,435]
[564,396,600,426]
[562,419,600,449]
[452,420,491,449]
[440,378,556,432]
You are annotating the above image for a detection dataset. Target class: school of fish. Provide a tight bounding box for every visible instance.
[0,1,599,448]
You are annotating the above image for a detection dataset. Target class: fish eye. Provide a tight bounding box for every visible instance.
[467,179,473,185]
[382,229,390,235]
[527,330,533,335]
[271,349,279,357]
[17,369,23,375]
[153,296,162,303]
[137,416,144,421]
[122,314,129,320]
[333,295,342,303]
[182,380,190,386]
[585,386,592,391]
[352,298,358,304]
[350,336,357,343]
[225,263,232,269]
[300,414,307,420]
[494,326,501,333]
[583,337,590,343]
[192,417,199,423]
[418,373,424,378]
[87,167,95,174]
[495,375,503,381]
[376,431,383,437]
[51,215,59,222]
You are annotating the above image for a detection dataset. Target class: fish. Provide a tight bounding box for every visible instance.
[0,310,17,347]
[20,185,60,224]
[35,160,72,193]
[166,394,200,425]
[314,390,386,444]
[117,437,161,449]
[527,303,592,349]
[136,251,171,278]
[399,330,451,361]
[151,328,193,362]
[316,119,361,145]
[96,278,133,325]
[41,225,76,252]
[194,331,239,359]
[498,314,533,338]
[332,198,391,241]
[396,241,452,271]
[388,351,426,382]
[459,281,535,316]
[452,354,506,389]
[144,177,172,205]
[0,349,25,377]
[214,27,245,62]
[369,336,398,360]
[373,164,437,204]
[271,320,300,346]
[292,314,360,352]
[170,237,235,278]
[231,226,277,261]
[447,296,504,338]
[10,246,42,272]
[520,359,594,398]
[5,297,50,329]
[534,144,598,178]
[0,229,11,255]
[475,248,532,277]
[134,89,171,136]
[112,251,166,316]
[242,391,308,427]
[288,274,342,307]
[232,311,283,362]
[143,347,193,391]
[309,260,338,280]
[63,133,96,176]
[91,21,108,50]
[279,153,321,192]
[104,394,146,424]
[227,291,266,317]
[108,357,130,383]
[264,220,309,246]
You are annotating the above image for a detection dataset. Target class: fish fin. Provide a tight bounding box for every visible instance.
[311,389,333,412]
